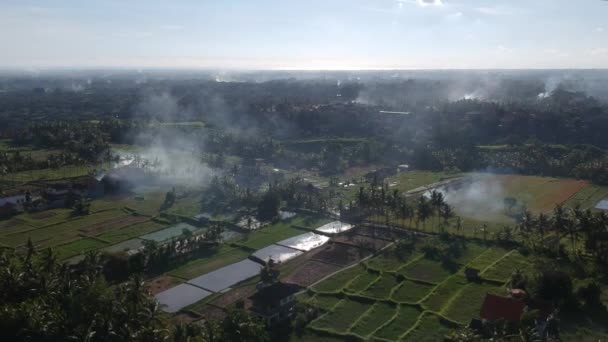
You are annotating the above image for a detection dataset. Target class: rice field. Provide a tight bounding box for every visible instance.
[299,240,519,341]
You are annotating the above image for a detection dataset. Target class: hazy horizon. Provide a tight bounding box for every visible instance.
[2,0,607,70]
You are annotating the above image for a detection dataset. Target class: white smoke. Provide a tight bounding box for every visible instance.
[537,76,563,99]
[431,175,506,220]
[110,92,216,187]
[463,89,485,100]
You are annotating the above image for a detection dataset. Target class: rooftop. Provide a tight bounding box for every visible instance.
[480,293,525,322]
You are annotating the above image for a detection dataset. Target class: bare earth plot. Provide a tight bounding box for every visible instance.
[312,243,368,267]
[283,260,341,287]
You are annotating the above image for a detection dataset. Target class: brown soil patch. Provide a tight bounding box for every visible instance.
[79,215,148,236]
[147,275,180,295]
[29,211,57,220]
[283,260,341,287]
[333,233,391,251]
[210,284,257,308]
[537,180,589,212]
[312,243,368,266]
[355,226,410,241]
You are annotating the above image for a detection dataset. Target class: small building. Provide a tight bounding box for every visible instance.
[464,267,480,281]
[479,294,525,322]
[249,282,300,325]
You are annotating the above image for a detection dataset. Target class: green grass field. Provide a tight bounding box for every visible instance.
[167,245,251,280]
[402,312,456,342]
[361,274,401,300]
[299,239,524,341]
[97,220,167,243]
[387,170,459,193]
[373,305,422,341]
[309,293,343,312]
[564,184,608,210]
[366,251,419,272]
[481,251,532,282]
[345,270,379,293]
[442,281,505,324]
[0,165,92,189]
[399,258,457,284]
[55,237,109,259]
[0,209,128,249]
[310,297,373,334]
[313,265,365,293]
[391,280,434,304]
[349,301,398,338]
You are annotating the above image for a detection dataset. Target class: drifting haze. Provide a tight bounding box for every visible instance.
[435,175,507,221]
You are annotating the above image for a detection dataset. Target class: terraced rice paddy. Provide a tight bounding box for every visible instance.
[299,241,522,341]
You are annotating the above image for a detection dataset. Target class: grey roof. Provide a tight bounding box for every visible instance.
[187,259,263,292]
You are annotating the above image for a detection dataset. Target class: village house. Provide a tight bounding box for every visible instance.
[249,282,300,325]
[479,293,526,322]
[473,292,558,339]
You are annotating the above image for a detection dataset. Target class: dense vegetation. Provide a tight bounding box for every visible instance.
[2,71,608,341]
[0,245,269,342]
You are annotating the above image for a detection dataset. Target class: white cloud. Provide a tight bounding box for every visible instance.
[446,11,463,20]
[596,27,605,33]
[497,45,513,53]
[475,6,509,15]
[415,0,443,7]
[589,48,608,56]
[161,24,184,30]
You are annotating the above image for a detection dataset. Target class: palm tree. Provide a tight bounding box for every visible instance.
[416,196,432,231]
[430,190,445,226]
[455,216,463,237]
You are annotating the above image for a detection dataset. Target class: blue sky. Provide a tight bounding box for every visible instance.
[1,0,607,69]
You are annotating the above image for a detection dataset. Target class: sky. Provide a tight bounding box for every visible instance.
[1,0,607,70]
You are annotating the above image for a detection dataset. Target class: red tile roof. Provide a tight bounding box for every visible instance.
[480,294,525,322]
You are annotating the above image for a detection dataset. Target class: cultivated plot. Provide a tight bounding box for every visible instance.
[187,259,262,292]
[140,223,201,242]
[373,304,421,341]
[101,238,145,255]
[310,297,373,334]
[314,221,353,235]
[276,232,330,251]
[252,244,303,263]
[349,301,398,338]
[155,283,212,313]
